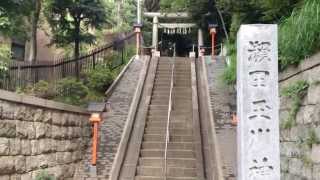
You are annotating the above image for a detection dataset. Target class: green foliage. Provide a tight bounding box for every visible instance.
[279,0,320,69]
[17,80,56,99]
[144,0,160,12]
[55,77,89,106]
[301,154,313,166]
[0,44,11,87]
[33,80,56,99]
[45,0,107,57]
[222,41,237,85]
[281,80,309,129]
[85,66,115,93]
[305,129,320,149]
[0,0,32,38]
[160,0,188,12]
[105,0,136,32]
[35,171,55,180]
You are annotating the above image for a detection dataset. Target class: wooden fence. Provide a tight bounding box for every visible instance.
[1,32,136,91]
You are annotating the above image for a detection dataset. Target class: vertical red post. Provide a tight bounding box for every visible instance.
[210,28,217,59]
[90,113,102,166]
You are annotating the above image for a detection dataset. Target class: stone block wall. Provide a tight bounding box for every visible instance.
[279,52,320,179]
[0,90,91,180]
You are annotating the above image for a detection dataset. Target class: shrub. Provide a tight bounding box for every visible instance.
[35,171,55,180]
[33,80,56,99]
[85,66,115,93]
[15,80,56,99]
[55,77,89,105]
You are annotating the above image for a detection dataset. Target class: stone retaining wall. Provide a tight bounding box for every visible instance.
[279,52,320,179]
[0,90,91,180]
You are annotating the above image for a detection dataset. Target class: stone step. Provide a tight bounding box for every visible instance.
[156,75,191,79]
[151,95,191,103]
[154,81,191,88]
[144,128,193,136]
[154,87,191,90]
[147,115,191,122]
[156,76,191,79]
[138,157,196,168]
[140,149,195,159]
[148,110,192,117]
[136,166,197,177]
[154,81,191,86]
[143,134,193,142]
[148,107,191,113]
[135,176,197,180]
[141,142,194,151]
[146,121,192,128]
[152,91,191,96]
[157,67,190,71]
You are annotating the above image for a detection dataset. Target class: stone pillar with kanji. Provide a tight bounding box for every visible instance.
[237,24,280,180]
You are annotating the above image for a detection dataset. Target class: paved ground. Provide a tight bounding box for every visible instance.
[75,57,144,180]
[206,56,237,180]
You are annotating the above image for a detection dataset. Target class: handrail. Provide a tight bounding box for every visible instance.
[163,55,175,179]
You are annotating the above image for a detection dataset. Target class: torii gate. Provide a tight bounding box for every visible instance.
[134,12,217,58]
[144,12,196,52]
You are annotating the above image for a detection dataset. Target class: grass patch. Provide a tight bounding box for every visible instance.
[35,171,55,180]
[279,0,320,69]
[305,129,320,148]
[281,80,309,129]
[301,154,313,166]
[222,41,237,86]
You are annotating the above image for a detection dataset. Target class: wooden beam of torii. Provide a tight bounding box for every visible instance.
[158,23,196,29]
[144,12,189,19]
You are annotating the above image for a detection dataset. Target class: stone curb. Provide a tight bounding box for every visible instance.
[105,55,137,99]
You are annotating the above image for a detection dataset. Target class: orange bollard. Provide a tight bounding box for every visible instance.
[90,113,102,166]
[209,25,217,60]
[134,24,142,56]
[231,112,238,126]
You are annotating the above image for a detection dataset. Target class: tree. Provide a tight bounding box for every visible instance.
[1,0,43,62]
[45,0,107,79]
[0,0,31,38]
[105,0,136,32]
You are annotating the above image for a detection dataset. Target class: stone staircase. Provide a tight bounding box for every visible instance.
[135,57,198,180]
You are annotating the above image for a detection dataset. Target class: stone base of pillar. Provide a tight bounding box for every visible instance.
[153,51,160,57]
[89,165,97,176]
[189,52,196,58]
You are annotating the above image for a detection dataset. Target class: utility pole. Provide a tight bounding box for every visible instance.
[134,0,143,55]
[137,0,141,24]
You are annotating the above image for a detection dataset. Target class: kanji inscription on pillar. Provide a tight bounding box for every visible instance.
[237,25,280,180]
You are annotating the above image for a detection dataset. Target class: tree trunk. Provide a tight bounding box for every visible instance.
[28,0,41,62]
[74,20,81,80]
[215,6,229,42]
